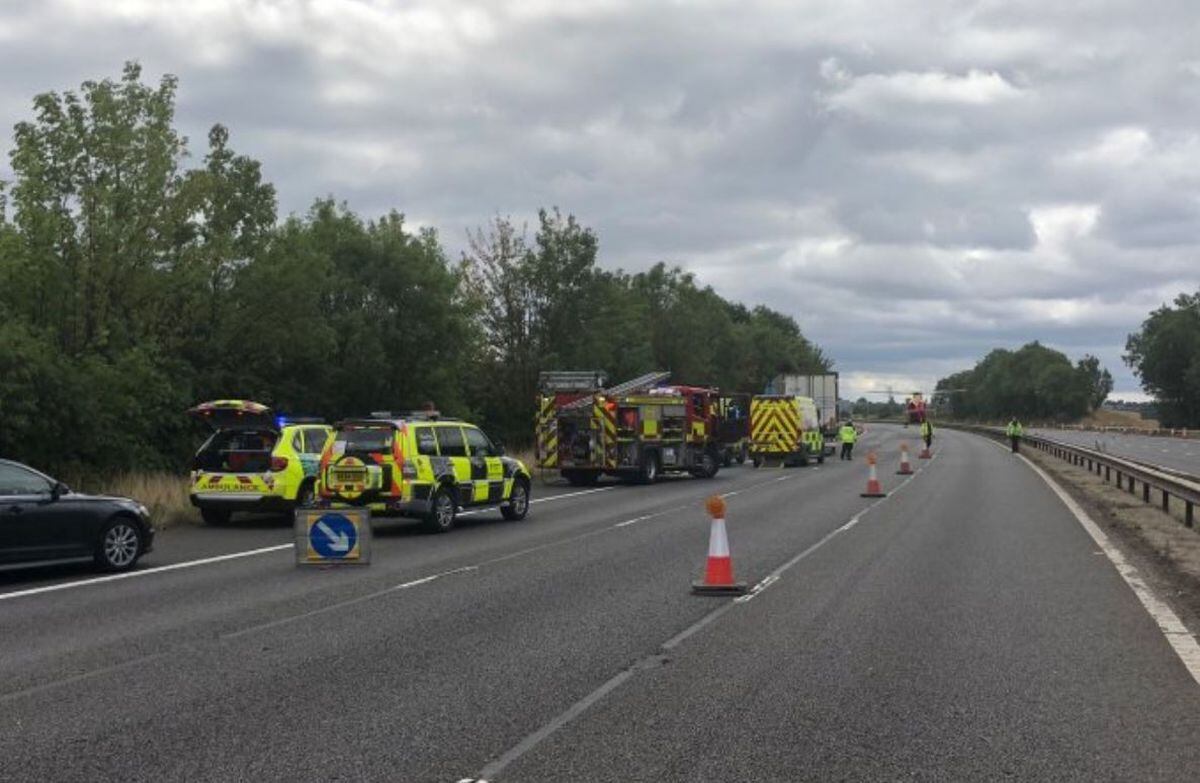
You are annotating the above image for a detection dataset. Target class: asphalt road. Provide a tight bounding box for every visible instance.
[1029,427,1200,477]
[2,425,1197,782]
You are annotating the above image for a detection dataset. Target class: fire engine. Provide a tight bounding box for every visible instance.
[536,371,724,485]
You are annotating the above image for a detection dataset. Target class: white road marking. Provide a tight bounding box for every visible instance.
[1016,453,1200,686]
[467,452,923,779]
[0,544,294,603]
[0,486,618,602]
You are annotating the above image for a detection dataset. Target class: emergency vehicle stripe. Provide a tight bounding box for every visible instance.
[537,396,559,468]
[751,399,802,453]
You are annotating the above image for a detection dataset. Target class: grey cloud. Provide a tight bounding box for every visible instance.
[2,0,1199,398]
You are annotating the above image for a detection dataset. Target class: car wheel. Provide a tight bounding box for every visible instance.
[295,480,316,508]
[501,479,531,521]
[201,508,231,526]
[694,450,718,479]
[424,487,457,533]
[95,517,143,572]
[639,453,659,484]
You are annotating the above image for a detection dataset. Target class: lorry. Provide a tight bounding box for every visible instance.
[535,371,724,485]
[749,394,827,467]
[767,373,840,436]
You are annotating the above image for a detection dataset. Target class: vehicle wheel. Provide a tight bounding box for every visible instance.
[501,479,531,521]
[95,517,143,572]
[295,480,316,508]
[639,453,659,484]
[201,508,231,526]
[563,470,599,487]
[424,487,457,533]
[722,450,732,468]
[694,450,719,479]
[735,447,747,465]
[751,455,762,468]
[817,452,826,465]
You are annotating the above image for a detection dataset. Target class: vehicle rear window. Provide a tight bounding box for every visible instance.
[435,426,467,457]
[194,430,278,473]
[336,426,393,453]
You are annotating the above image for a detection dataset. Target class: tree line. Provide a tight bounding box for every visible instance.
[1125,291,1200,428]
[935,342,1113,422]
[0,64,829,475]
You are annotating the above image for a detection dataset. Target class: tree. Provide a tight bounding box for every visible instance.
[1125,291,1200,427]
[937,342,1108,422]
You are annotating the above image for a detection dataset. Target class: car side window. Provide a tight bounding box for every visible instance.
[435,426,468,458]
[0,464,53,496]
[303,428,330,454]
[463,427,493,456]
[415,426,439,456]
[292,430,304,453]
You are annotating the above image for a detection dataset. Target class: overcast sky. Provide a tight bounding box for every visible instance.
[2,0,1197,401]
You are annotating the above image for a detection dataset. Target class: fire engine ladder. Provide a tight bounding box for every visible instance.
[560,370,672,410]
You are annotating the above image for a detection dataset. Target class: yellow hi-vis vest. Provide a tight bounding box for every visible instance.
[1006,421,1023,437]
[839,425,857,444]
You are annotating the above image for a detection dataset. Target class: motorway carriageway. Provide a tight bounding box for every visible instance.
[1029,427,1200,477]
[1,425,1198,782]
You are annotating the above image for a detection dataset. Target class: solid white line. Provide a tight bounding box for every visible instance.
[1017,453,1200,686]
[0,544,294,602]
[530,486,615,504]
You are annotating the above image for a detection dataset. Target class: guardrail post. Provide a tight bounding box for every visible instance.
[1105,465,1111,482]
[1142,481,1150,503]
[1162,490,1169,513]
[1187,502,1194,529]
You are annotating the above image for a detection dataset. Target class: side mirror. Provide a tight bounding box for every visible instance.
[51,481,69,500]
[492,442,507,457]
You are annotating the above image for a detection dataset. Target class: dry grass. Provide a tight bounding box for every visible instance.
[75,472,198,529]
[1080,408,1161,430]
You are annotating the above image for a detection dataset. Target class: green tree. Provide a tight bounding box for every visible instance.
[1125,291,1200,427]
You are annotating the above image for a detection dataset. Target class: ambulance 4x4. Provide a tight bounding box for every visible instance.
[188,400,332,525]
[319,413,531,533]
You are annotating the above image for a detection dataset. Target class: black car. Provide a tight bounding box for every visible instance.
[0,459,154,572]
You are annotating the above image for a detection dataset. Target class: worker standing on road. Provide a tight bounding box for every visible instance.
[839,420,858,461]
[1006,417,1024,453]
[920,418,933,450]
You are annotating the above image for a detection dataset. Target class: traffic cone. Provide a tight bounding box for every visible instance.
[918,443,932,459]
[861,452,887,497]
[692,495,747,595]
[896,444,913,475]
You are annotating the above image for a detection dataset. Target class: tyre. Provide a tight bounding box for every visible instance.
[638,453,659,484]
[563,470,599,487]
[501,479,531,521]
[751,455,762,468]
[94,517,144,572]
[295,480,316,508]
[424,486,457,533]
[200,508,231,526]
[693,450,719,479]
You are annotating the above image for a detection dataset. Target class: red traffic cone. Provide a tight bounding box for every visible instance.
[918,443,932,459]
[861,452,887,497]
[896,444,914,475]
[692,496,747,595]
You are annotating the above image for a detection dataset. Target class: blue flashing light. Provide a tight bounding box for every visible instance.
[276,416,288,428]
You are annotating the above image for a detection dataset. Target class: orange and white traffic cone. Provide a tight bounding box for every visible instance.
[861,452,887,498]
[896,444,914,475]
[692,495,747,595]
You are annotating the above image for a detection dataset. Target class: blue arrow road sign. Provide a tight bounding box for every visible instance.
[309,512,358,559]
